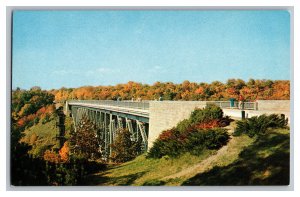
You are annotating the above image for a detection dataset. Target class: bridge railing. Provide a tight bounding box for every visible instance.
[207,101,257,110]
[68,100,257,110]
[68,100,150,110]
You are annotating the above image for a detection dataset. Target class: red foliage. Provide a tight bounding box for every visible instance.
[16,114,37,127]
[17,119,25,127]
[194,119,220,129]
[158,129,175,141]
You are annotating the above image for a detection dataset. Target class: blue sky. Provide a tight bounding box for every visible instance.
[12,10,290,90]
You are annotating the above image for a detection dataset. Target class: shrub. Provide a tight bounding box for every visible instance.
[147,136,184,158]
[147,106,230,159]
[142,179,166,186]
[233,114,288,137]
[203,128,230,149]
[147,128,229,158]
[176,119,192,133]
[190,104,223,124]
[194,119,220,129]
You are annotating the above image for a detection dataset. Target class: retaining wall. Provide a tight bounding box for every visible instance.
[147,100,290,148]
[148,101,206,148]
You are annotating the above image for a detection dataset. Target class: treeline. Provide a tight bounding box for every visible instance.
[12,87,55,130]
[50,79,290,102]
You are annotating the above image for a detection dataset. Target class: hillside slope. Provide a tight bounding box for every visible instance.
[85,126,289,186]
[21,118,58,157]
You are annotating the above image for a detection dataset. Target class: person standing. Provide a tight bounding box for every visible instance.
[238,94,244,109]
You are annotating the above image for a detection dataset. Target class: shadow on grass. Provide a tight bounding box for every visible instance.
[182,130,290,186]
[83,170,147,186]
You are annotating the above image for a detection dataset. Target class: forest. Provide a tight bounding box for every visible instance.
[11,79,290,186]
[50,79,290,102]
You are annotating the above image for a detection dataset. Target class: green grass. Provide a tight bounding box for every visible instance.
[85,127,289,186]
[21,114,74,158]
[182,128,290,185]
[84,150,216,186]
[22,116,59,157]
[84,133,255,186]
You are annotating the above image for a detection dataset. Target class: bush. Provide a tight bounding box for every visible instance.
[203,128,230,149]
[190,104,223,124]
[148,135,184,158]
[176,119,192,133]
[147,128,229,158]
[142,179,166,186]
[147,106,230,159]
[233,114,288,137]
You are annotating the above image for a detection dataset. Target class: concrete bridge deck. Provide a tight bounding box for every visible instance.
[67,100,149,122]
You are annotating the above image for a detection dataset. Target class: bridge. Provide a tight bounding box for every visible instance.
[66,100,290,159]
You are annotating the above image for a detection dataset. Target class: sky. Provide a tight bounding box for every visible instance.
[12,10,291,90]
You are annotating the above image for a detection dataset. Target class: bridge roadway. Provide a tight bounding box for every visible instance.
[67,100,150,123]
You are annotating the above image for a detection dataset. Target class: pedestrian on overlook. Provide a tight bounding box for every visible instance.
[238,94,244,109]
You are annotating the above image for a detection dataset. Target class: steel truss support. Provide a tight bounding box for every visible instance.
[70,106,149,160]
[136,120,148,151]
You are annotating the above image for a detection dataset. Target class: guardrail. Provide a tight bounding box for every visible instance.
[207,101,257,110]
[67,100,257,111]
[67,100,150,110]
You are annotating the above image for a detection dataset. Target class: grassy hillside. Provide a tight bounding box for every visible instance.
[183,128,290,185]
[84,127,289,186]
[21,117,58,157]
[21,115,73,158]
[84,131,254,186]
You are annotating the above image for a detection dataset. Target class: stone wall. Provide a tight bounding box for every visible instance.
[223,109,290,122]
[147,100,290,149]
[256,100,290,112]
[148,101,206,148]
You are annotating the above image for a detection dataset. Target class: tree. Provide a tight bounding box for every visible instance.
[70,116,101,160]
[59,141,70,163]
[110,129,141,163]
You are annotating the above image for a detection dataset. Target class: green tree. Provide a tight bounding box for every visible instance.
[70,116,101,160]
[110,129,141,163]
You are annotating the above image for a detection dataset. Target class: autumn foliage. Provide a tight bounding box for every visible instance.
[59,142,70,163]
[50,79,290,102]
[148,105,231,158]
[69,116,101,160]
[43,142,70,163]
[44,150,61,163]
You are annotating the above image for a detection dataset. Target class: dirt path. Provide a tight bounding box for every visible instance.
[163,123,240,181]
